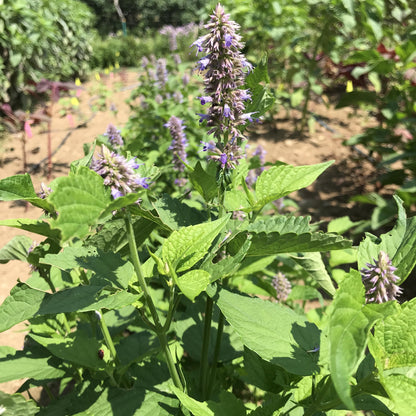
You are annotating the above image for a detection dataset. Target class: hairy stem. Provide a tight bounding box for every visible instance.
[124,211,183,390]
[207,310,225,396]
[97,310,119,364]
[200,295,213,399]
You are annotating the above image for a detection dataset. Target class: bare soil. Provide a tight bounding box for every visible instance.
[0,69,380,394]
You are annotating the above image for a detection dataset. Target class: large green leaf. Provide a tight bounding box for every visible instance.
[176,269,211,301]
[87,216,155,255]
[216,289,320,375]
[49,166,111,242]
[0,283,139,331]
[291,252,336,296]
[30,331,106,370]
[247,230,351,256]
[0,173,53,212]
[0,218,60,239]
[41,378,177,416]
[0,391,38,415]
[162,215,229,273]
[172,387,247,416]
[41,246,134,289]
[369,298,416,414]
[328,270,395,410]
[189,161,218,202]
[0,235,33,263]
[254,161,333,211]
[0,350,66,383]
[153,194,205,230]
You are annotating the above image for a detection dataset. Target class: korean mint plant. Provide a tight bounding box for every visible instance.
[0,4,415,415]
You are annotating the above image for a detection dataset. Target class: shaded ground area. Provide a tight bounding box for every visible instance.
[0,70,381,394]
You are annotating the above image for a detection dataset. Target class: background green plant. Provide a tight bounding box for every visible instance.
[0,0,94,108]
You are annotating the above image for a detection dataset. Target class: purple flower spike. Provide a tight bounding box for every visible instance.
[165,116,188,185]
[360,251,402,303]
[192,3,253,143]
[272,272,292,302]
[90,145,149,199]
[103,124,124,147]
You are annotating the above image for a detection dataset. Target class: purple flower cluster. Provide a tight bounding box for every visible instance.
[160,23,200,51]
[360,251,402,303]
[103,124,123,147]
[165,116,188,177]
[192,3,253,144]
[90,145,149,199]
[272,272,292,302]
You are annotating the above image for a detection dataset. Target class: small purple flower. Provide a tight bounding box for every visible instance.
[224,33,233,47]
[103,124,124,147]
[90,145,149,199]
[223,104,232,118]
[360,251,402,303]
[201,139,244,170]
[201,140,217,151]
[197,113,210,123]
[37,182,52,199]
[197,57,210,71]
[220,153,228,166]
[272,272,292,302]
[165,116,188,182]
[191,38,204,54]
[198,96,213,105]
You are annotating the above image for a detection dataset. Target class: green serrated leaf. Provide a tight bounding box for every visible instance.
[0,350,66,383]
[189,161,218,202]
[0,391,39,415]
[99,193,142,220]
[0,284,139,331]
[49,166,111,242]
[248,215,311,234]
[247,230,351,256]
[162,215,229,273]
[0,174,53,212]
[30,331,106,370]
[291,252,336,296]
[0,218,60,239]
[0,235,33,263]
[254,161,333,211]
[41,246,134,289]
[216,289,320,375]
[177,269,211,301]
[153,194,205,230]
[171,386,214,416]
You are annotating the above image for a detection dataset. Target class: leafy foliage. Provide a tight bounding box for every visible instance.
[0,0,94,107]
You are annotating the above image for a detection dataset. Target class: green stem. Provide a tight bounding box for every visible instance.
[124,211,183,390]
[97,310,119,364]
[200,295,214,399]
[207,310,225,396]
